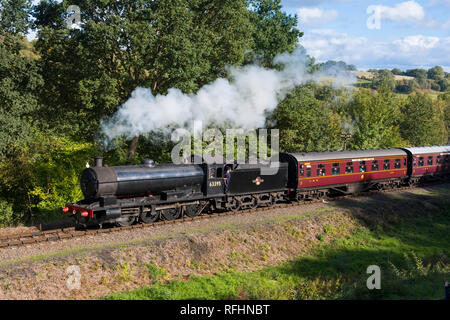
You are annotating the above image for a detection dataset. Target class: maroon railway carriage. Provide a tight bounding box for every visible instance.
[401,146,450,184]
[280,149,408,200]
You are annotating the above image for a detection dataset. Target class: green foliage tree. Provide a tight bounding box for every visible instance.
[437,78,449,92]
[396,79,419,94]
[0,39,43,158]
[430,81,441,92]
[318,61,356,72]
[405,68,427,79]
[427,66,444,80]
[268,85,344,152]
[246,0,302,67]
[0,0,30,34]
[0,134,96,221]
[344,83,405,149]
[371,69,395,91]
[399,93,447,146]
[437,92,450,143]
[0,0,43,159]
[391,68,403,75]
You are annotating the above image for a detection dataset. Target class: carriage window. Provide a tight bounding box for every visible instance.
[317,164,326,176]
[394,159,401,169]
[345,162,353,174]
[427,156,433,166]
[436,156,441,164]
[372,160,379,171]
[332,163,340,175]
[299,165,305,176]
[359,161,366,172]
[404,158,406,166]
[209,168,216,178]
[418,157,424,166]
[383,160,390,170]
[306,168,311,177]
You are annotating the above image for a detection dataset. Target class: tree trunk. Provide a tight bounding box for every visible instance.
[127,136,139,163]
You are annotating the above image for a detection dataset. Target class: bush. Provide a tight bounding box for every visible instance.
[431,81,441,92]
[0,200,15,227]
[437,78,449,92]
[0,133,97,223]
[396,79,419,94]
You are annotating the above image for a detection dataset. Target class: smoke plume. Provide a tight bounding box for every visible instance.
[100,47,355,145]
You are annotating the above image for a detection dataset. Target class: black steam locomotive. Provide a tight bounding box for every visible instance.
[65,156,288,227]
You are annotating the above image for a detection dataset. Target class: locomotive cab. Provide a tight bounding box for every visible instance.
[204,164,226,196]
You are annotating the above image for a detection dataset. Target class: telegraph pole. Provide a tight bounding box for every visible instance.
[341,132,352,151]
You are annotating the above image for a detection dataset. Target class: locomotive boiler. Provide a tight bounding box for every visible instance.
[81,156,204,199]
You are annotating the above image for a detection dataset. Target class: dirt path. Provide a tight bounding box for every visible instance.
[0,183,447,299]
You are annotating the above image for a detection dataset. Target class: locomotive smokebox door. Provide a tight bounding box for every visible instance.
[206,165,225,195]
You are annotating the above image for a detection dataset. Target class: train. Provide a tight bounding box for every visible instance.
[63,145,450,228]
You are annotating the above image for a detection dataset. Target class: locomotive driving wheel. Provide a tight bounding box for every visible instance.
[161,207,182,220]
[115,215,136,227]
[228,198,241,212]
[140,205,159,223]
[249,197,258,209]
[184,203,205,218]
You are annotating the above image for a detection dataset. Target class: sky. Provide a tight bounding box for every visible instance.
[281,0,450,71]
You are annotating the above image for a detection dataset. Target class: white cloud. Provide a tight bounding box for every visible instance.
[393,35,440,50]
[301,29,450,70]
[298,7,339,25]
[367,1,425,23]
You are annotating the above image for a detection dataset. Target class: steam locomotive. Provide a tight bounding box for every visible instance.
[64,146,450,227]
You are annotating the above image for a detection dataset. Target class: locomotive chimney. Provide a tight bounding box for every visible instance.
[95,156,103,167]
[142,158,155,167]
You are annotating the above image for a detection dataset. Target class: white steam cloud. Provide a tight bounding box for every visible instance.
[100,47,355,145]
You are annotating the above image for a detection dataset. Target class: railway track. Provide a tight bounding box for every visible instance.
[0,181,445,249]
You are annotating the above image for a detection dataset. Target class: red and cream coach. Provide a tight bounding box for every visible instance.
[280,146,450,201]
[401,146,450,184]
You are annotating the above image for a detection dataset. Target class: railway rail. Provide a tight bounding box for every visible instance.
[0,181,445,249]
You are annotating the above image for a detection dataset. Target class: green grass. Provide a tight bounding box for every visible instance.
[105,188,450,300]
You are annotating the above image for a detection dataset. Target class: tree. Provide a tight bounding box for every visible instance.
[399,93,446,146]
[405,68,427,79]
[431,81,441,92]
[391,68,403,75]
[427,66,444,80]
[395,79,419,94]
[319,60,356,72]
[437,78,449,92]
[344,84,405,149]
[437,93,450,143]
[0,1,43,159]
[371,69,395,91]
[246,0,302,67]
[0,0,30,34]
[33,0,254,160]
[268,85,343,152]
[0,38,43,159]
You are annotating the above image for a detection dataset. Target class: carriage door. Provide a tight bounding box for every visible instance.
[298,163,311,187]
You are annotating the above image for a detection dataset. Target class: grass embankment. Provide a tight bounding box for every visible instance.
[106,186,450,300]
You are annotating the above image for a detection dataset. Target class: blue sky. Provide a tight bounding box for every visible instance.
[281,0,450,71]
